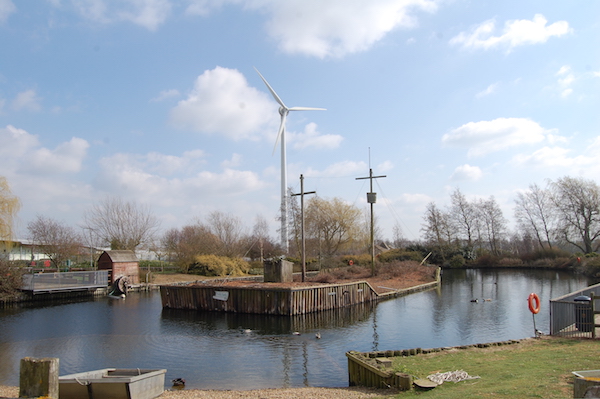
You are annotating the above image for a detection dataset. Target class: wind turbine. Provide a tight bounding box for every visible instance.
[255,68,325,253]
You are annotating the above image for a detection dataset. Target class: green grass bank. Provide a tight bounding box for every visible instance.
[382,337,598,398]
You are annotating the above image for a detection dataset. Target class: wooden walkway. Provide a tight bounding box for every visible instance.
[21,270,109,294]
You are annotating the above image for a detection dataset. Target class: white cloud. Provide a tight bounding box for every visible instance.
[185,0,227,16]
[151,89,180,102]
[0,125,40,165]
[304,160,368,178]
[221,153,242,168]
[25,137,90,174]
[450,164,483,181]
[291,122,343,150]
[12,89,42,111]
[476,82,499,98]
[69,0,171,30]
[377,160,394,172]
[263,0,438,58]
[442,117,558,157]
[119,0,171,30]
[511,146,593,170]
[170,66,276,140]
[0,0,16,23]
[450,14,571,52]
[0,125,89,175]
[556,65,575,98]
[185,0,439,58]
[96,151,267,203]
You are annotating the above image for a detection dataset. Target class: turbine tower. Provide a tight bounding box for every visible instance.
[255,68,325,253]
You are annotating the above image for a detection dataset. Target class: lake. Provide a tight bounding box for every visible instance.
[0,268,593,390]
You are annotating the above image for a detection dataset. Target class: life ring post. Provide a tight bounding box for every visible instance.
[528,292,541,338]
[528,293,540,314]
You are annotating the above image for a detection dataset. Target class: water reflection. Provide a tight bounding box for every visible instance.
[0,269,592,390]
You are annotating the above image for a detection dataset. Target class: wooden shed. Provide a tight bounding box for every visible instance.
[97,250,139,284]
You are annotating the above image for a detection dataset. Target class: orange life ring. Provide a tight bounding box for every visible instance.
[528,293,540,314]
[348,260,354,266]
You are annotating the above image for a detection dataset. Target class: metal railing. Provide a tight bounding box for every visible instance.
[22,270,109,293]
[549,283,600,338]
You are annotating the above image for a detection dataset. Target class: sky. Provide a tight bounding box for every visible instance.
[1,0,599,245]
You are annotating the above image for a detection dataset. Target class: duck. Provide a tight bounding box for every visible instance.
[172,378,185,387]
[470,299,479,303]
[315,332,321,339]
[292,331,301,336]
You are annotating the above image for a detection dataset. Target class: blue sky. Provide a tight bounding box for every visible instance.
[1,0,599,244]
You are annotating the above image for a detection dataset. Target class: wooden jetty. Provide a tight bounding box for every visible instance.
[160,268,440,315]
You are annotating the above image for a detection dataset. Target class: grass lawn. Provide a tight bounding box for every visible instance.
[385,337,599,398]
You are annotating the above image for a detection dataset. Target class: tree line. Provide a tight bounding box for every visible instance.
[421,176,600,266]
[2,175,600,272]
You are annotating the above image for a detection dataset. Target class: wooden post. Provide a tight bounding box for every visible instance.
[396,372,413,391]
[19,357,59,399]
[592,292,597,339]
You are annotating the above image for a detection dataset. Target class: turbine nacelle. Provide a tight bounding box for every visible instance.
[255,67,325,152]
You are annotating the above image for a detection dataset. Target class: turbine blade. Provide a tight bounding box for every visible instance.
[254,67,287,109]
[288,107,326,111]
[272,113,287,155]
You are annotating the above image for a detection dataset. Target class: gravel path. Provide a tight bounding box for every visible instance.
[0,385,394,399]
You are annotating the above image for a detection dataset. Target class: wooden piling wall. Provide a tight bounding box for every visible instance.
[160,281,378,315]
[347,339,523,390]
[160,267,441,315]
[346,351,411,390]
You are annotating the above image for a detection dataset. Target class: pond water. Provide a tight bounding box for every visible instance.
[0,269,593,390]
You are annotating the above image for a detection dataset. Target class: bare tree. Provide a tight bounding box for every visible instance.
[27,215,83,268]
[0,176,20,242]
[206,211,247,257]
[450,188,477,248]
[550,176,600,253]
[421,202,455,262]
[83,197,160,251]
[475,196,507,255]
[514,183,555,249]
[162,224,219,272]
[245,214,276,261]
[392,223,406,248]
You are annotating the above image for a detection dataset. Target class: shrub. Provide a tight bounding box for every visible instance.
[0,260,25,301]
[377,249,422,263]
[471,253,500,268]
[496,257,524,267]
[577,256,600,277]
[341,254,371,266]
[310,265,370,283]
[188,255,250,276]
[520,247,571,262]
[448,254,466,268]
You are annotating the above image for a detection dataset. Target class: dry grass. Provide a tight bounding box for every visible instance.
[306,261,437,292]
